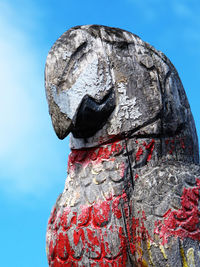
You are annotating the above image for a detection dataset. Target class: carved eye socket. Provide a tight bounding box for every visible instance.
[116,42,128,49]
[114,42,129,57]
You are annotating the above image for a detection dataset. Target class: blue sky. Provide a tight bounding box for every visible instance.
[0,0,199,266]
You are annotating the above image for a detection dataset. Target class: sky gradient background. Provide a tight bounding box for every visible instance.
[0,0,200,266]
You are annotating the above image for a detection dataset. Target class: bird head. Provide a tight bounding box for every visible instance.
[45,25,199,163]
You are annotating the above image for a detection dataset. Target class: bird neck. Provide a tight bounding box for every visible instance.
[67,134,197,178]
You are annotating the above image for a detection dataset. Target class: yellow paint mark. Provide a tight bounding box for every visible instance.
[137,245,143,258]
[93,178,98,184]
[92,169,99,175]
[67,175,72,181]
[159,244,167,260]
[135,243,144,265]
[180,246,188,267]
[147,240,151,250]
[116,77,128,84]
[147,240,155,266]
[142,259,148,267]
[186,248,195,267]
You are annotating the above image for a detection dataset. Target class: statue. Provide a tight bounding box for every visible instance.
[45,25,200,266]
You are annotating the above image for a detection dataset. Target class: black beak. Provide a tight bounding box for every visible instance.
[71,88,116,139]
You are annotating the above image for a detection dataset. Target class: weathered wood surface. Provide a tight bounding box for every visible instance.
[45,25,200,266]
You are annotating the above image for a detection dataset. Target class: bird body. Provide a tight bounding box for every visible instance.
[47,140,133,266]
[46,137,200,266]
[45,25,200,266]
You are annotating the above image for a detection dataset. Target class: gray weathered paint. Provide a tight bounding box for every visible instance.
[45,25,200,266]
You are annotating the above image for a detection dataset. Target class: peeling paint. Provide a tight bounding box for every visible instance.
[45,25,200,266]
[186,248,195,267]
[154,179,200,244]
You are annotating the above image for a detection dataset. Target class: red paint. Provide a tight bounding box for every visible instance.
[142,139,155,162]
[68,148,95,171]
[154,178,200,244]
[47,192,133,266]
[71,212,77,225]
[87,228,100,247]
[165,137,188,155]
[51,258,64,267]
[73,228,85,246]
[60,208,71,230]
[112,197,122,219]
[118,226,127,253]
[135,139,155,162]
[112,193,128,219]
[127,210,151,256]
[180,138,185,149]
[136,147,143,161]
[119,162,125,178]
[165,138,175,155]
[48,134,198,266]
[77,206,91,227]
[85,228,101,259]
[52,259,78,267]
[144,139,155,162]
[54,233,69,260]
[68,141,123,172]
[93,201,111,227]
[104,239,112,257]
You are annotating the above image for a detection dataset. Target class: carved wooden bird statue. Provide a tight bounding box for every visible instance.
[45,25,200,266]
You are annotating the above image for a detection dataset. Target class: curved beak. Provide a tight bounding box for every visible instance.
[49,104,73,140]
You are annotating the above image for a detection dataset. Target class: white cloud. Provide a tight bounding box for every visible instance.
[0,2,40,155]
[0,2,65,197]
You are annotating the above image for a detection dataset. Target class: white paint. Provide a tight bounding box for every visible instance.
[108,82,141,135]
[52,55,112,120]
[70,81,142,149]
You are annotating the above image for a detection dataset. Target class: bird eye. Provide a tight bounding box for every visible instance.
[115,42,129,56]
